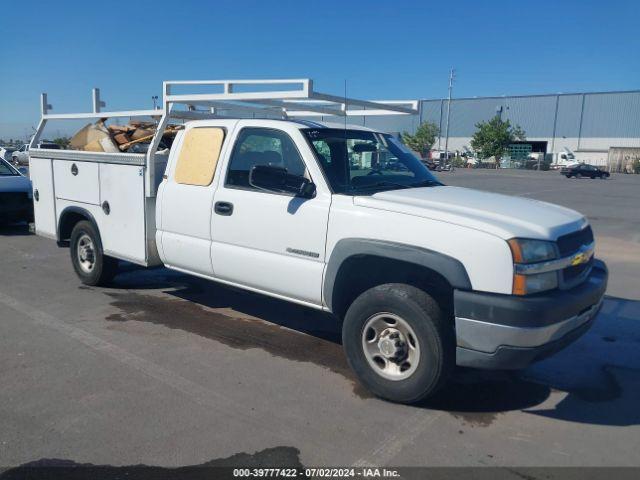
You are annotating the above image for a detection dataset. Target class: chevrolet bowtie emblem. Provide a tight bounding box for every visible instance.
[570,244,593,267]
[571,252,588,266]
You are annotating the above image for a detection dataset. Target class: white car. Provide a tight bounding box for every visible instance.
[12,141,60,166]
[0,158,33,224]
[0,146,17,163]
[11,144,30,165]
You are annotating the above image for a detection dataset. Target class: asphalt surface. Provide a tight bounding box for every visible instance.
[0,170,639,470]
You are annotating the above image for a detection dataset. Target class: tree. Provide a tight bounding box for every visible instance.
[52,136,71,149]
[470,116,526,161]
[402,121,439,158]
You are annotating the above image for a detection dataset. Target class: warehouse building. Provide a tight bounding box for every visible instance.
[337,89,640,167]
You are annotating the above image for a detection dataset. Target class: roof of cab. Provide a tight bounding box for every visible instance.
[290,119,377,132]
[183,117,379,132]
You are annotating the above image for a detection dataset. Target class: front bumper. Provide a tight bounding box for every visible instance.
[454,260,608,369]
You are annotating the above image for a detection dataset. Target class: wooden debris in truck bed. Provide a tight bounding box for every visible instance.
[70,120,182,152]
[69,120,119,152]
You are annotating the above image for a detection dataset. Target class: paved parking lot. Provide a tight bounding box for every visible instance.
[1,170,639,470]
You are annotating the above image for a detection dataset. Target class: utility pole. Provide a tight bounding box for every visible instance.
[444,68,455,164]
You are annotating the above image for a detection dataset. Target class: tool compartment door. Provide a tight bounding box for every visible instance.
[53,159,100,205]
[29,157,57,238]
[99,163,147,264]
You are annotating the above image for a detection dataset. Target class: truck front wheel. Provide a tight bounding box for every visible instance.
[70,221,118,286]
[342,284,454,404]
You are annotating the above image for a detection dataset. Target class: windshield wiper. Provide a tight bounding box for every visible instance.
[351,181,413,192]
[352,179,442,192]
[408,179,443,187]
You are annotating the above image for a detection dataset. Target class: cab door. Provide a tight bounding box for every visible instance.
[157,121,235,276]
[210,125,331,306]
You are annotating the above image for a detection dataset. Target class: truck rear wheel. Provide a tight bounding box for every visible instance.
[70,221,118,286]
[342,284,454,404]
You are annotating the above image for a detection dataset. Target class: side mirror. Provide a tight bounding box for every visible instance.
[249,165,316,198]
[18,167,28,176]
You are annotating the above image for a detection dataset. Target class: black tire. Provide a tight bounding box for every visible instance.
[69,220,118,286]
[565,174,572,178]
[342,283,454,404]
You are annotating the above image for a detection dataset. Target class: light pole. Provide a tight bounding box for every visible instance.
[444,68,455,165]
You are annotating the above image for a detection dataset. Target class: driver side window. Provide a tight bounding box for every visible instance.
[226,128,307,190]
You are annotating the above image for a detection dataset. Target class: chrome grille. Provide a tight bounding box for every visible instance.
[557,226,595,288]
[557,226,594,256]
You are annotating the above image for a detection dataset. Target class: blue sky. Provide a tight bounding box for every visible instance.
[1,0,638,139]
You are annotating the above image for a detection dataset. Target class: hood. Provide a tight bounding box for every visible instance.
[0,174,32,194]
[354,186,586,240]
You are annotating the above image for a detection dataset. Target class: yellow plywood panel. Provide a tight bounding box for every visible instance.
[175,127,225,186]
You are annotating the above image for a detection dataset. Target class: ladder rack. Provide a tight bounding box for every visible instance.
[31,78,420,196]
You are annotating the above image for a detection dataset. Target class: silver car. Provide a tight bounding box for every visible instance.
[12,142,61,166]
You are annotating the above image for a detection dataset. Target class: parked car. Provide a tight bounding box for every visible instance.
[12,141,60,166]
[11,144,30,165]
[0,158,33,224]
[29,79,607,404]
[0,146,17,163]
[561,163,610,179]
[421,159,451,172]
[421,159,438,170]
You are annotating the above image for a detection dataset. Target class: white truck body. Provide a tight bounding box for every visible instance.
[550,148,581,169]
[29,79,607,403]
[29,149,167,265]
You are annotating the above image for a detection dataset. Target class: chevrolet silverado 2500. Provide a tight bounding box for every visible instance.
[28,80,607,403]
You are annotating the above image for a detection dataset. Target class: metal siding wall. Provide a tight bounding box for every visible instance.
[581,92,640,139]
[364,114,419,135]
[503,95,556,138]
[555,94,583,139]
[420,100,443,125]
[447,97,507,136]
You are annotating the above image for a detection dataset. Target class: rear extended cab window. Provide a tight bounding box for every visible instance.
[174,127,225,186]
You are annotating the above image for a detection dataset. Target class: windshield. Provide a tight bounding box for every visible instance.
[0,159,19,176]
[302,128,441,194]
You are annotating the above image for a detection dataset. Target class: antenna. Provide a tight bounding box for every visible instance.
[344,79,348,131]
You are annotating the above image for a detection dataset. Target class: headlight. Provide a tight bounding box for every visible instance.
[508,238,559,295]
[508,239,557,264]
[512,271,558,295]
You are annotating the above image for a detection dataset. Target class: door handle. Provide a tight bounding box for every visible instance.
[214,201,234,216]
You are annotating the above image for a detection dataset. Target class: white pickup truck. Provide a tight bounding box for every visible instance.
[29,80,607,403]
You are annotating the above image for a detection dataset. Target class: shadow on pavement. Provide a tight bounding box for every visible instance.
[518,295,640,426]
[104,266,640,426]
[108,263,340,342]
[0,446,303,480]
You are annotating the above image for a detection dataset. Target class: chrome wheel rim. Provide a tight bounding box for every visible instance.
[361,313,420,381]
[77,234,96,273]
